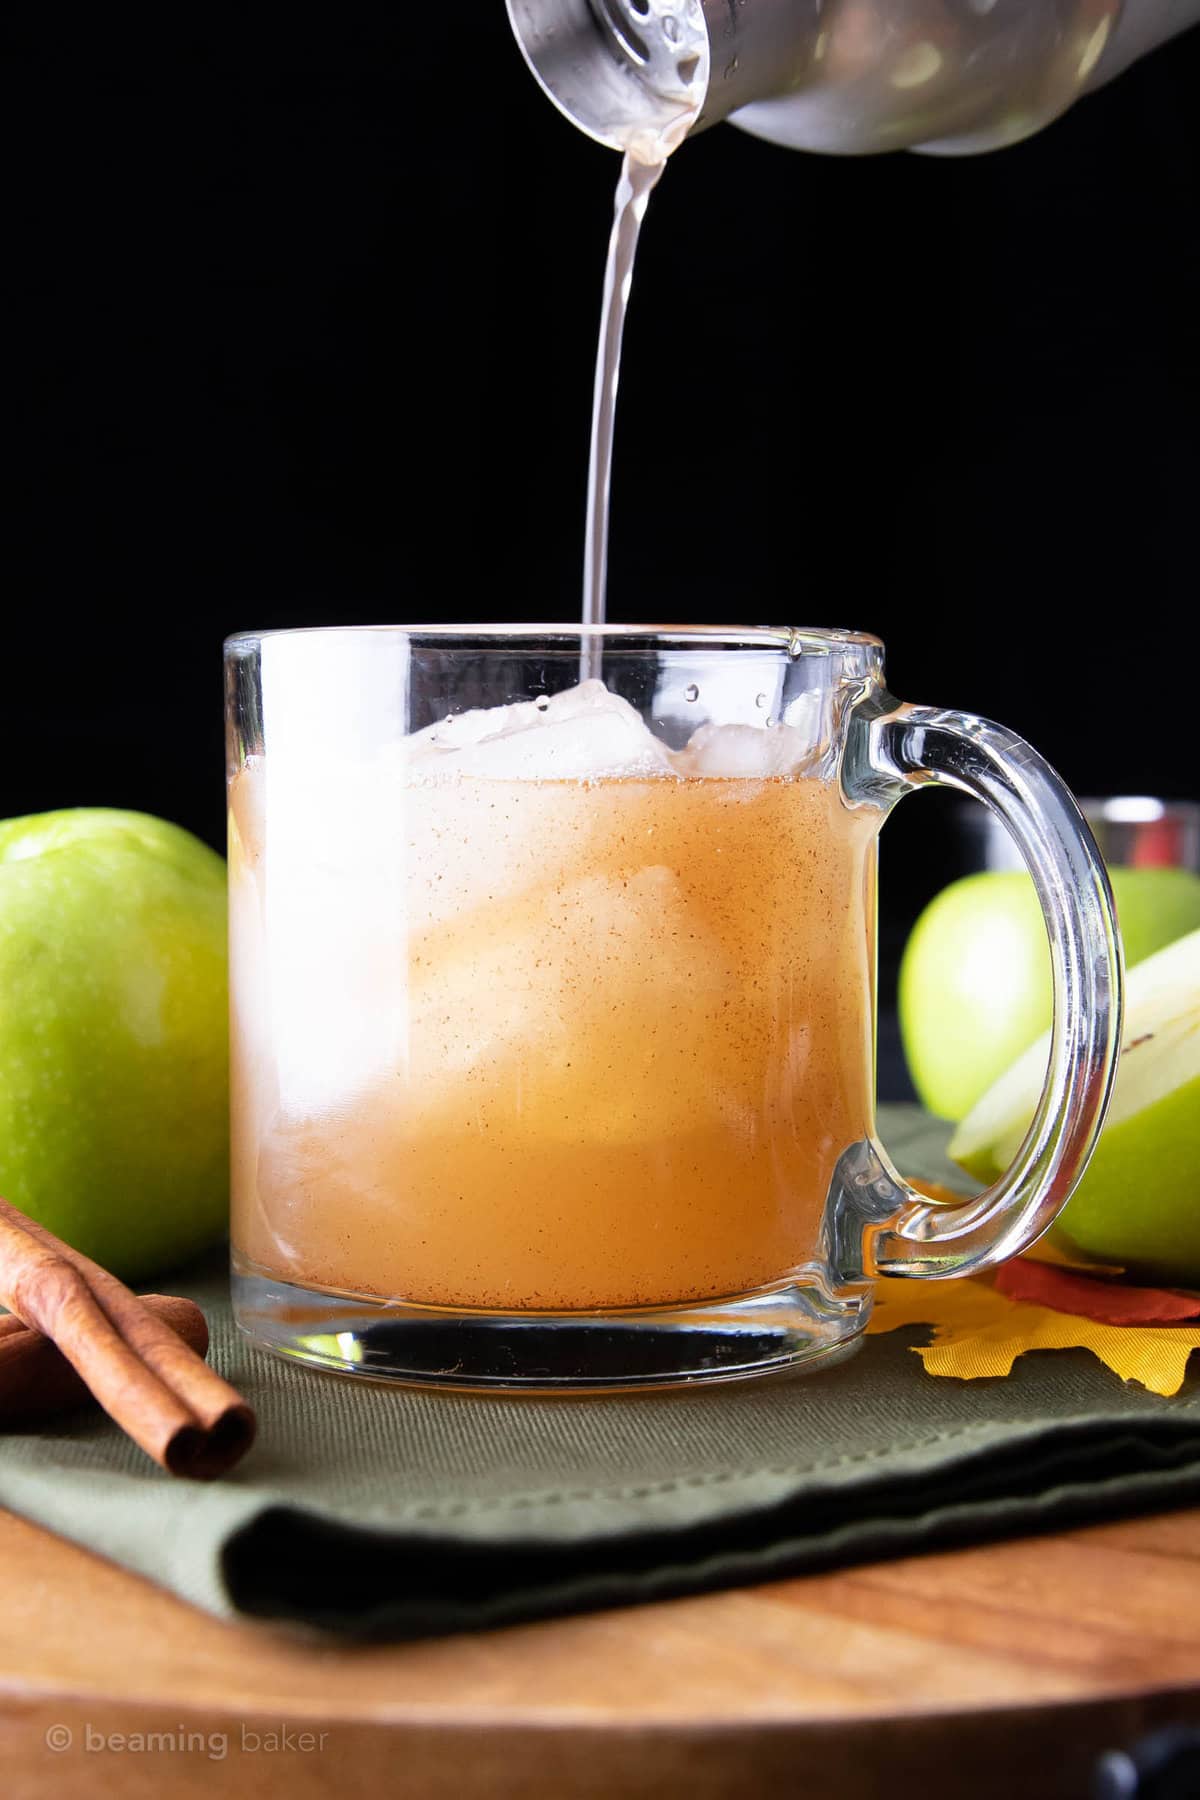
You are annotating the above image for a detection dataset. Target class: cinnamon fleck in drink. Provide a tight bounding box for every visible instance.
[229,681,878,1313]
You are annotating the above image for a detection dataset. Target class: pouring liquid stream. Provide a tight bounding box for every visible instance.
[581,152,665,680]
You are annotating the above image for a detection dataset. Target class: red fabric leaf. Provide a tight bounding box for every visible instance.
[996,1259,1200,1326]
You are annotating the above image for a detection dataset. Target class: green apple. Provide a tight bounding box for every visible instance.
[899,866,1200,1121]
[949,926,1200,1281]
[0,808,228,1280]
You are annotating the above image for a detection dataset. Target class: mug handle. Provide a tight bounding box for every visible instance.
[834,700,1123,1282]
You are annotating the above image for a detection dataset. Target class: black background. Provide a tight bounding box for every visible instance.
[8,7,1200,1062]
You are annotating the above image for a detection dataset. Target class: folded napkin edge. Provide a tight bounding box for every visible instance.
[217,1427,1200,1638]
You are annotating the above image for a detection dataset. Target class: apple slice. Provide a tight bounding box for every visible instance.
[949,925,1200,1281]
[899,866,1200,1123]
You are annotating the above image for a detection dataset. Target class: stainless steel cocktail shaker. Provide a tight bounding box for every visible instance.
[507,0,1199,156]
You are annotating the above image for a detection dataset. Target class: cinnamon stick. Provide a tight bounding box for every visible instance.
[0,1296,208,1425]
[0,1197,255,1479]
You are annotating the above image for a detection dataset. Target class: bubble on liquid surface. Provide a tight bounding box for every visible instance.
[755,693,767,710]
[684,683,700,702]
[535,696,551,712]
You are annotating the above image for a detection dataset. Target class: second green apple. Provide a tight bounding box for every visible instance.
[900,864,1200,1122]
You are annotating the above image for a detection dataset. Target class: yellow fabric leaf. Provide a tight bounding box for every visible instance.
[866,1274,1200,1397]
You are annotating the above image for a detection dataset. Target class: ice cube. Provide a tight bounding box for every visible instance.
[672,690,833,778]
[671,721,814,778]
[369,861,736,1145]
[407,679,676,781]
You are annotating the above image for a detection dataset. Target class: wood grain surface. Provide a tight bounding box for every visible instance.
[1,1504,1199,1799]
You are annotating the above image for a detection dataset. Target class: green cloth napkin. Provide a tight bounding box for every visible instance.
[3,1105,1200,1640]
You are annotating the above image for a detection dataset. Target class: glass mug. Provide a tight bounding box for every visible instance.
[225,625,1122,1389]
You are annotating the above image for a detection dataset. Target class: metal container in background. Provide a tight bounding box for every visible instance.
[957,798,1200,875]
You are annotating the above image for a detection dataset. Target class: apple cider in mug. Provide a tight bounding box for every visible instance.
[229,680,878,1313]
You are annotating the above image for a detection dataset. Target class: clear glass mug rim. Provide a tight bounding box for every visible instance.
[224,622,885,658]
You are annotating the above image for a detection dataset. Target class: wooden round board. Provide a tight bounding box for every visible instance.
[2,1503,1199,1798]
